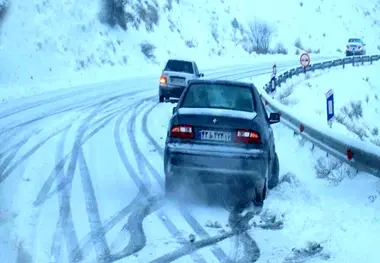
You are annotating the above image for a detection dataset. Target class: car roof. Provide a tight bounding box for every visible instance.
[188,79,255,88]
[166,58,196,64]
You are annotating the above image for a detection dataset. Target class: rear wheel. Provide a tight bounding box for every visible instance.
[159,95,164,103]
[268,152,279,189]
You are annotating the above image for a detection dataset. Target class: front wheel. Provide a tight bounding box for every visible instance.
[268,152,279,189]
[159,95,164,103]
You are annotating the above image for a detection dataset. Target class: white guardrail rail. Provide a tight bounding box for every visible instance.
[261,54,380,178]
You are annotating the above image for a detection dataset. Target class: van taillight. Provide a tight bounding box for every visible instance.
[170,125,194,139]
[160,75,167,85]
[235,129,261,144]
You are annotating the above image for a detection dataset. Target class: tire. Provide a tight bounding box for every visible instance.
[268,152,279,189]
[159,95,164,103]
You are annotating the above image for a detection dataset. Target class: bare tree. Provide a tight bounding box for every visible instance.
[248,20,274,54]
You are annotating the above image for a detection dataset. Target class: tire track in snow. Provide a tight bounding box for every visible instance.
[72,98,205,263]
[37,106,132,263]
[150,217,257,263]
[122,100,220,262]
[77,148,111,262]
[107,99,205,262]
[46,98,134,263]
[69,105,151,261]
[141,100,260,262]
[0,128,42,158]
[33,99,136,207]
[37,104,134,204]
[48,102,114,263]
[49,126,71,263]
[0,124,72,185]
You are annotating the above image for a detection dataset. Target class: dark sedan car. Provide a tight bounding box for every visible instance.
[164,79,281,206]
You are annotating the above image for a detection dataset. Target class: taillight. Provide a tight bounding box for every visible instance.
[160,75,167,85]
[235,129,261,144]
[170,125,194,139]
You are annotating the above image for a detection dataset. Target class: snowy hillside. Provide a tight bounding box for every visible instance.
[0,0,380,101]
[272,63,380,147]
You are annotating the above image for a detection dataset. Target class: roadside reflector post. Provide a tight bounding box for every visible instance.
[326,89,334,128]
[347,149,354,160]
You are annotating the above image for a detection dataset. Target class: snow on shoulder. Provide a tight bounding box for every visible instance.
[177,107,257,120]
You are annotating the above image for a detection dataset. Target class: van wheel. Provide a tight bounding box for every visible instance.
[159,95,164,103]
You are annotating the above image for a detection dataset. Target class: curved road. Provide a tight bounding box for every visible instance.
[0,57,338,263]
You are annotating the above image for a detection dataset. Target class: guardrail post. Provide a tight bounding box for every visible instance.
[352,57,355,67]
[370,56,373,65]
[362,57,364,66]
[343,61,345,69]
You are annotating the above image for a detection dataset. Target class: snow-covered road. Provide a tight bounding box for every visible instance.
[1,58,379,263]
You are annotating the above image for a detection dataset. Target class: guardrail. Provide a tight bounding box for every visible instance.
[261,54,380,178]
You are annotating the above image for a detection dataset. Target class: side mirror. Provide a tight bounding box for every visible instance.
[269,112,280,124]
[198,73,204,77]
[172,107,177,115]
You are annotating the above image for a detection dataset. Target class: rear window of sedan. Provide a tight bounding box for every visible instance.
[180,83,255,112]
[164,60,194,74]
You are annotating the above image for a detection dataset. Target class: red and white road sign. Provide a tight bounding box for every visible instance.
[300,52,310,67]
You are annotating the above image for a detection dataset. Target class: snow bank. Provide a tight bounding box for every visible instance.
[0,0,380,102]
[274,63,380,148]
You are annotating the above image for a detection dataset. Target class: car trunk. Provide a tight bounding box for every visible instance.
[164,70,191,86]
[176,108,261,147]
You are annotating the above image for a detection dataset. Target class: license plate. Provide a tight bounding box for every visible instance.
[198,130,232,141]
[171,78,185,85]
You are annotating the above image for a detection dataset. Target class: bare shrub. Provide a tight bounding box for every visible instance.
[99,0,159,32]
[372,127,379,136]
[140,42,156,59]
[185,39,197,48]
[372,138,380,146]
[136,2,159,32]
[211,23,219,44]
[335,101,367,140]
[342,101,363,119]
[163,0,173,11]
[294,38,303,49]
[277,85,294,104]
[314,156,356,186]
[247,20,274,54]
[231,18,239,29]
[99,0,128,30]
[274,43,288,54]
[0,1,10,27]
